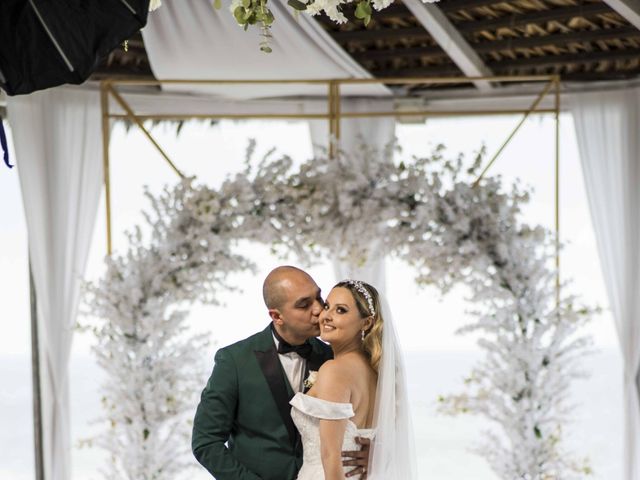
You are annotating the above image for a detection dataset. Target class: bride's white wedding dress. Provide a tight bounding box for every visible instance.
[289,294,416,479]
[290,392,376,480]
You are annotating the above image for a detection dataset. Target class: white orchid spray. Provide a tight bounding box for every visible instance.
[84,141,594,479]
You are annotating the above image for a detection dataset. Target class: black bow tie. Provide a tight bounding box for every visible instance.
[272,325,313,359]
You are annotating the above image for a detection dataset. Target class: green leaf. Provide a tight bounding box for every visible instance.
[243,8,255,21]
[234,6,247,23]
[143,428,150,440]
[534,425,542,439]
[242,0,251,7]
[288,0,308,10]
[213,0,222,9]
[260,44,273,53]
[263,9,275,24]
[354,0,372,19]
[363,15,371,26]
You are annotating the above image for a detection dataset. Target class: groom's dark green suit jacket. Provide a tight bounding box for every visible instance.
[192,324,333,480]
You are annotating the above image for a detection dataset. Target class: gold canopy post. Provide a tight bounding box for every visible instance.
[100,81,113,255]
[473,78,555,187]
[554,75,561,310]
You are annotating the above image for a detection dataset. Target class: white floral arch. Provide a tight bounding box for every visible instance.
[85,142,594,480]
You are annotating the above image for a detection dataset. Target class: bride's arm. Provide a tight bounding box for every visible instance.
[313,360,351,480]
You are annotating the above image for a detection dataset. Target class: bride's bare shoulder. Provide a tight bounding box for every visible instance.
[313,359,353,403]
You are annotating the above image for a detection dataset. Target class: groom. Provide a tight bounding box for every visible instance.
[192,266,369,479]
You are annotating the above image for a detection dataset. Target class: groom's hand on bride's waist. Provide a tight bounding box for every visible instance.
[341,437,371,478]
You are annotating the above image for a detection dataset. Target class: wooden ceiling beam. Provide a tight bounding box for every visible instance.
[602,0,640,31]
[491,47,640,68]
[331,4,616,44]
[353,45,444,62]
[438,0,520,13]
[476,26,640,51]
[402,0,494,90]
[332,26,432,42]
[562,68,640,80]
[352,26,640,63]
[373,65,463,77]
[456,3,614,33]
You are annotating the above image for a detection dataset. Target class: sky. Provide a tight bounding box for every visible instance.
[0,111,619,357]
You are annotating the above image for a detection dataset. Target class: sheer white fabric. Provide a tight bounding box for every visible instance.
[142,0,387,99]
[7,88,103,480]
[368,295,417,479]
[290,393,376,479]
[569,88,640,480]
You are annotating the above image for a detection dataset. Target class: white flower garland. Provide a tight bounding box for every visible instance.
[84,142,595,479]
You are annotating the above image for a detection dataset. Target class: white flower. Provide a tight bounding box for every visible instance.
[305,0,348,23]
[85,141,592,480]
[303,370,318,390]
[371,0,393,10]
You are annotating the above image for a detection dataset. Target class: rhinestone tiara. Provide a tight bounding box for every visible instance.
[343,279,376,317]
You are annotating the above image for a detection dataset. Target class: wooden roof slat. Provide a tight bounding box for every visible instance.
[353,45,443,62]
[455,3,615,33]
[477,26,640,50]
[351,26,639,64]
[332,26,432,43]
[438,0,521,13]
[491,46,640,68]
[563,67,640,79]
[374,65,464,76]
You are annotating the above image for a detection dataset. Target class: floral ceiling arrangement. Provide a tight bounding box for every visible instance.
[84,141,595,479]
[149,0,439,52]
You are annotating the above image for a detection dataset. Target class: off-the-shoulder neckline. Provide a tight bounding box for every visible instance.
[291,392,376,432]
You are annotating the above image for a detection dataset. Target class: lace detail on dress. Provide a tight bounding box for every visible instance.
[290,393,375,480]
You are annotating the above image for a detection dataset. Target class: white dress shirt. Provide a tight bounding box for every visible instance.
[272,333,306,393]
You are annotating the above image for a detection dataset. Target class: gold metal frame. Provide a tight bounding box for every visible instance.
[100,75,561,295]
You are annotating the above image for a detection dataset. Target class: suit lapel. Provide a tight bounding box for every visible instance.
[254,326,298,447]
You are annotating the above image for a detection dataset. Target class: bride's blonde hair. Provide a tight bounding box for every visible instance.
[335,280,383,373]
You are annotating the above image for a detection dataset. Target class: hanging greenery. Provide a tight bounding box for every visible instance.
[149,0,440,52]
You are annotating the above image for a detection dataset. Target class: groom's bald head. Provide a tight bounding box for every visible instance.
[263,265,313,309]
[263,266,323,345]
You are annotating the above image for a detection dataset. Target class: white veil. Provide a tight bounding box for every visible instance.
[368,294,418,479]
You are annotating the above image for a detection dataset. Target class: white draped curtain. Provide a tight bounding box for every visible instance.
[142,0,387,99]
[8,88,103,480]
[569,88,640,480]
[307,99,396,293]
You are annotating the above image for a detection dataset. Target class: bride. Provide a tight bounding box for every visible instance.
[290,280,416,480]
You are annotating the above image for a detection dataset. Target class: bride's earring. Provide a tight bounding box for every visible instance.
[361,330,365,341]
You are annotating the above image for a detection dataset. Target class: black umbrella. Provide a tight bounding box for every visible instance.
[0,0,151,96]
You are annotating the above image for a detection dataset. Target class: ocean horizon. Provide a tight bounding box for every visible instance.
[1,348,623,479]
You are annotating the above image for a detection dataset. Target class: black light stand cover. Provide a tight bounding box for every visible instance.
[0,0,151,96]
